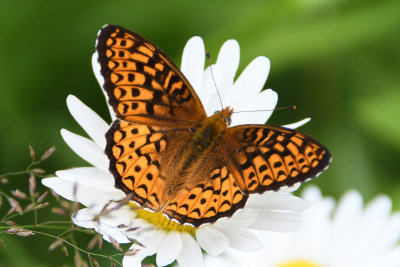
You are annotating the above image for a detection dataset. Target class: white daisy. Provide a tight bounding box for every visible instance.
[204,186,400,267]
[43,34,312,267]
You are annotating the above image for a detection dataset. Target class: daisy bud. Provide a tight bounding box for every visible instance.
[97,235,103,250]
[60,200,70,209]
[11,189,28,200]
[109,237,122,251]
[31,168,45,174]
[126,227,140,232]
[89,256,99,267]
[49,239,63,251]
[29,174,36,195]
[7,197,23,215]
[24,203,34,212]
[51,207,67,216]
[88,234,102,250]
[61,245,69,256]
[50,189,59,200]
[72,183,78,199]
[37,191,49,203]
[124,249,139,256]
[7,228,34,237]
[74,253,87,267]
[4,220,17,226]
[40,146,56,161]
[16,229,35,237]
[31,202,49,210]
[72,201,80,214]
[28,145,36,161]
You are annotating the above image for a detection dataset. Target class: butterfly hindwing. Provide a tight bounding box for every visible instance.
[96,25,206,128]
[222,125,331,193]
[163,155,248,227]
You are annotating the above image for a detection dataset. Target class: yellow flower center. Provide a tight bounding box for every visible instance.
[277,260,322,267]
[129,202,195,236]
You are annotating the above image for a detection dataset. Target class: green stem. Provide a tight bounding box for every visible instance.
[29,193,38,226]
[31,229,123,265]
[0,224,68,230]
[0,157,48,178]
[0,170,28,178]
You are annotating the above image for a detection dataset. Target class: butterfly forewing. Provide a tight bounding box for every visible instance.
[96,25,206,128]
[106,120,169,208]
[222,125,331,193]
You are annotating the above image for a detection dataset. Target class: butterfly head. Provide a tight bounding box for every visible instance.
[214,107,233,127]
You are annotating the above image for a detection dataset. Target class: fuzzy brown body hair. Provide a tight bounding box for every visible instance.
[159,108,232,205]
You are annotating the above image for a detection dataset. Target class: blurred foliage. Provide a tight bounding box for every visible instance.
[0,0,399,266]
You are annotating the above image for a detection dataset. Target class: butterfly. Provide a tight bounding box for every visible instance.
[95,24,331,227]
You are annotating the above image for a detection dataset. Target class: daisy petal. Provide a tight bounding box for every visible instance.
[66,95,109,148]
[73,208,131,243]
[377,213,400,250]
[92,52,104,88]
[41,177,115,206]
[230,89,278,126]
[92,53,116,121]
[156,231,183,266]
[181,36,205,94]
[349,196,392,257]
[226,56,270,110]
[216,39,240,100]
[205,186,400,267]
[215,209,257,229]
[55,167,122,195]
[196,226,229,256]
[247,193,312,212]
[122,251,143,267]
[201,65,223,115]
[123,231,166,267]
[231,89,278,127]
[204,249,245,266]
[277,183,301,193]
[301,185,323,201]
[250,210,302,232]
[332,190,363,228]
[282,118,311,129]
[176,233,203,267]
[220,228,262,251]
[61,129,109,172]
[72,208,97,227]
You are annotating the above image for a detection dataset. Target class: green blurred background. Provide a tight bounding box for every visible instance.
[1,0,400,266]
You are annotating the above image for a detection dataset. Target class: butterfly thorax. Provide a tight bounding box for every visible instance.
[163,107,233,199]
[191,107,233,151]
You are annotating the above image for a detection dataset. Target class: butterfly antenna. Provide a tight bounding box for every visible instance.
[233,105,296,114]
[206,51,224,109]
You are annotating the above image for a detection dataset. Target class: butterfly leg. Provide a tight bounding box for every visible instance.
[158,199,171,212]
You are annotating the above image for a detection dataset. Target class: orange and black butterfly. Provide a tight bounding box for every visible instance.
[95,25,331,227]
